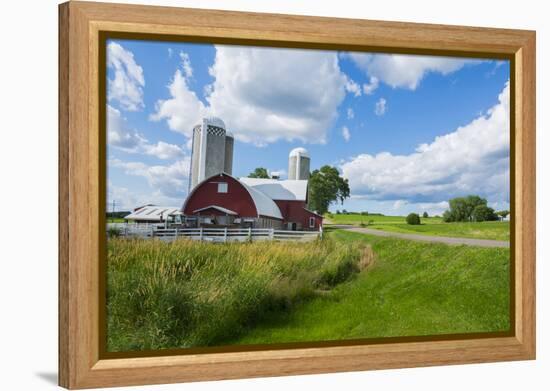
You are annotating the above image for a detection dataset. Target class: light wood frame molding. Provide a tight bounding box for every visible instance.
[59,1,536,389]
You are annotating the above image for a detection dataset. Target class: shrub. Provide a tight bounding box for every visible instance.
[406,213,421,225]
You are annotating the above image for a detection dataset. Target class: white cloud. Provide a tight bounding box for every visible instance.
[107,105,146,150]
[362,76,379,95]
[151,45,348,146]
[107,42,145,111]
[179,51,193,78]
[392,199,407,210]
[343,52,476,90]
[167,48,173,58]
[107,182,138,211]
[417,201,450,216]
[142,141,185,160]
[107,181,184,210]
[347,108,354,119]
[108,105,183,160]
[345,78,362,97]
[335,197,450,216]
[149,69,206,138]
[375,98,387,116]
[341,81,510,204]
[342,126,351,142]
[110,158,190,199]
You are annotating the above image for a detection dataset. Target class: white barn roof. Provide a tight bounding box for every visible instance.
[240,182,283,219]
[125,206,181,221]
[239,177,308,201]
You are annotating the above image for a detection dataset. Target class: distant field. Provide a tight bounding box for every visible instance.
[231,230,510,345]
[107,217,126,223]
[325,214,509,241]
[327,214,434,225]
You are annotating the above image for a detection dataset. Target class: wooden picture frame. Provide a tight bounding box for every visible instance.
[59,1,536,389]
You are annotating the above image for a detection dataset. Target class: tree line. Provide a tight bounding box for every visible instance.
[443,195,508,222]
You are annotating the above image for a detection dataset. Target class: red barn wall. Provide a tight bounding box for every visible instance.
[274,200,322,230]
[183,174,257,217]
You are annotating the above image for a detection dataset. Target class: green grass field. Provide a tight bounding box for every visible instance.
[107,229,510,351]
[326,214,509,241]
[230,230,510,345]
[327,214,420,225]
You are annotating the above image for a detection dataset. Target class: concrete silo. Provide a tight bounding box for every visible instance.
[224,132,234,175]
[189,117,234,191]
[288,147,310,180]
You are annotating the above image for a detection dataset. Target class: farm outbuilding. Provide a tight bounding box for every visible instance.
[182,173,322,230]
[124,205,182,224]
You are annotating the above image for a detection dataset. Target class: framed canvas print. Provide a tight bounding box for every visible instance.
[59,1,536,389]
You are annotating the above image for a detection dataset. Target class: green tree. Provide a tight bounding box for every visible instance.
[422,211,429,218]
[248,167,270,178]
[308,165,350,215]
[472,205,498,222]
[406,213,421,225]
[444,195,488,222]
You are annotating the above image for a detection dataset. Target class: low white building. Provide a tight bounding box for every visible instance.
[124,205,182,224]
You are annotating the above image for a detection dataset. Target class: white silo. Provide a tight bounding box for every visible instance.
[288,147,310,180]
[189,117,234,190]
[224,132,234,176]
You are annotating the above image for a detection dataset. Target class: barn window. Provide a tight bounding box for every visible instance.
[217,182,228,193]
[309,217,315,228]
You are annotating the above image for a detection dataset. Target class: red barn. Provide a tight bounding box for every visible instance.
[182,173,322,230]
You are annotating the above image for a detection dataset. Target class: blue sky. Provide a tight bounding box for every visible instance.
[107,39,510,216]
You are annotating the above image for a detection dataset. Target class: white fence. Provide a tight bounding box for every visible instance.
[108,223,322,243]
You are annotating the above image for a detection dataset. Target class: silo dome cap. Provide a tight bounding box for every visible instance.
[289,147,310,158]
[203,116,226,129]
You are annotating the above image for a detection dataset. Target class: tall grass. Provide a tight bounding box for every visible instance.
[107,237,367,351]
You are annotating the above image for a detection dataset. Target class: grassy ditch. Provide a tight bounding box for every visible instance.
[106,237,369,352]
